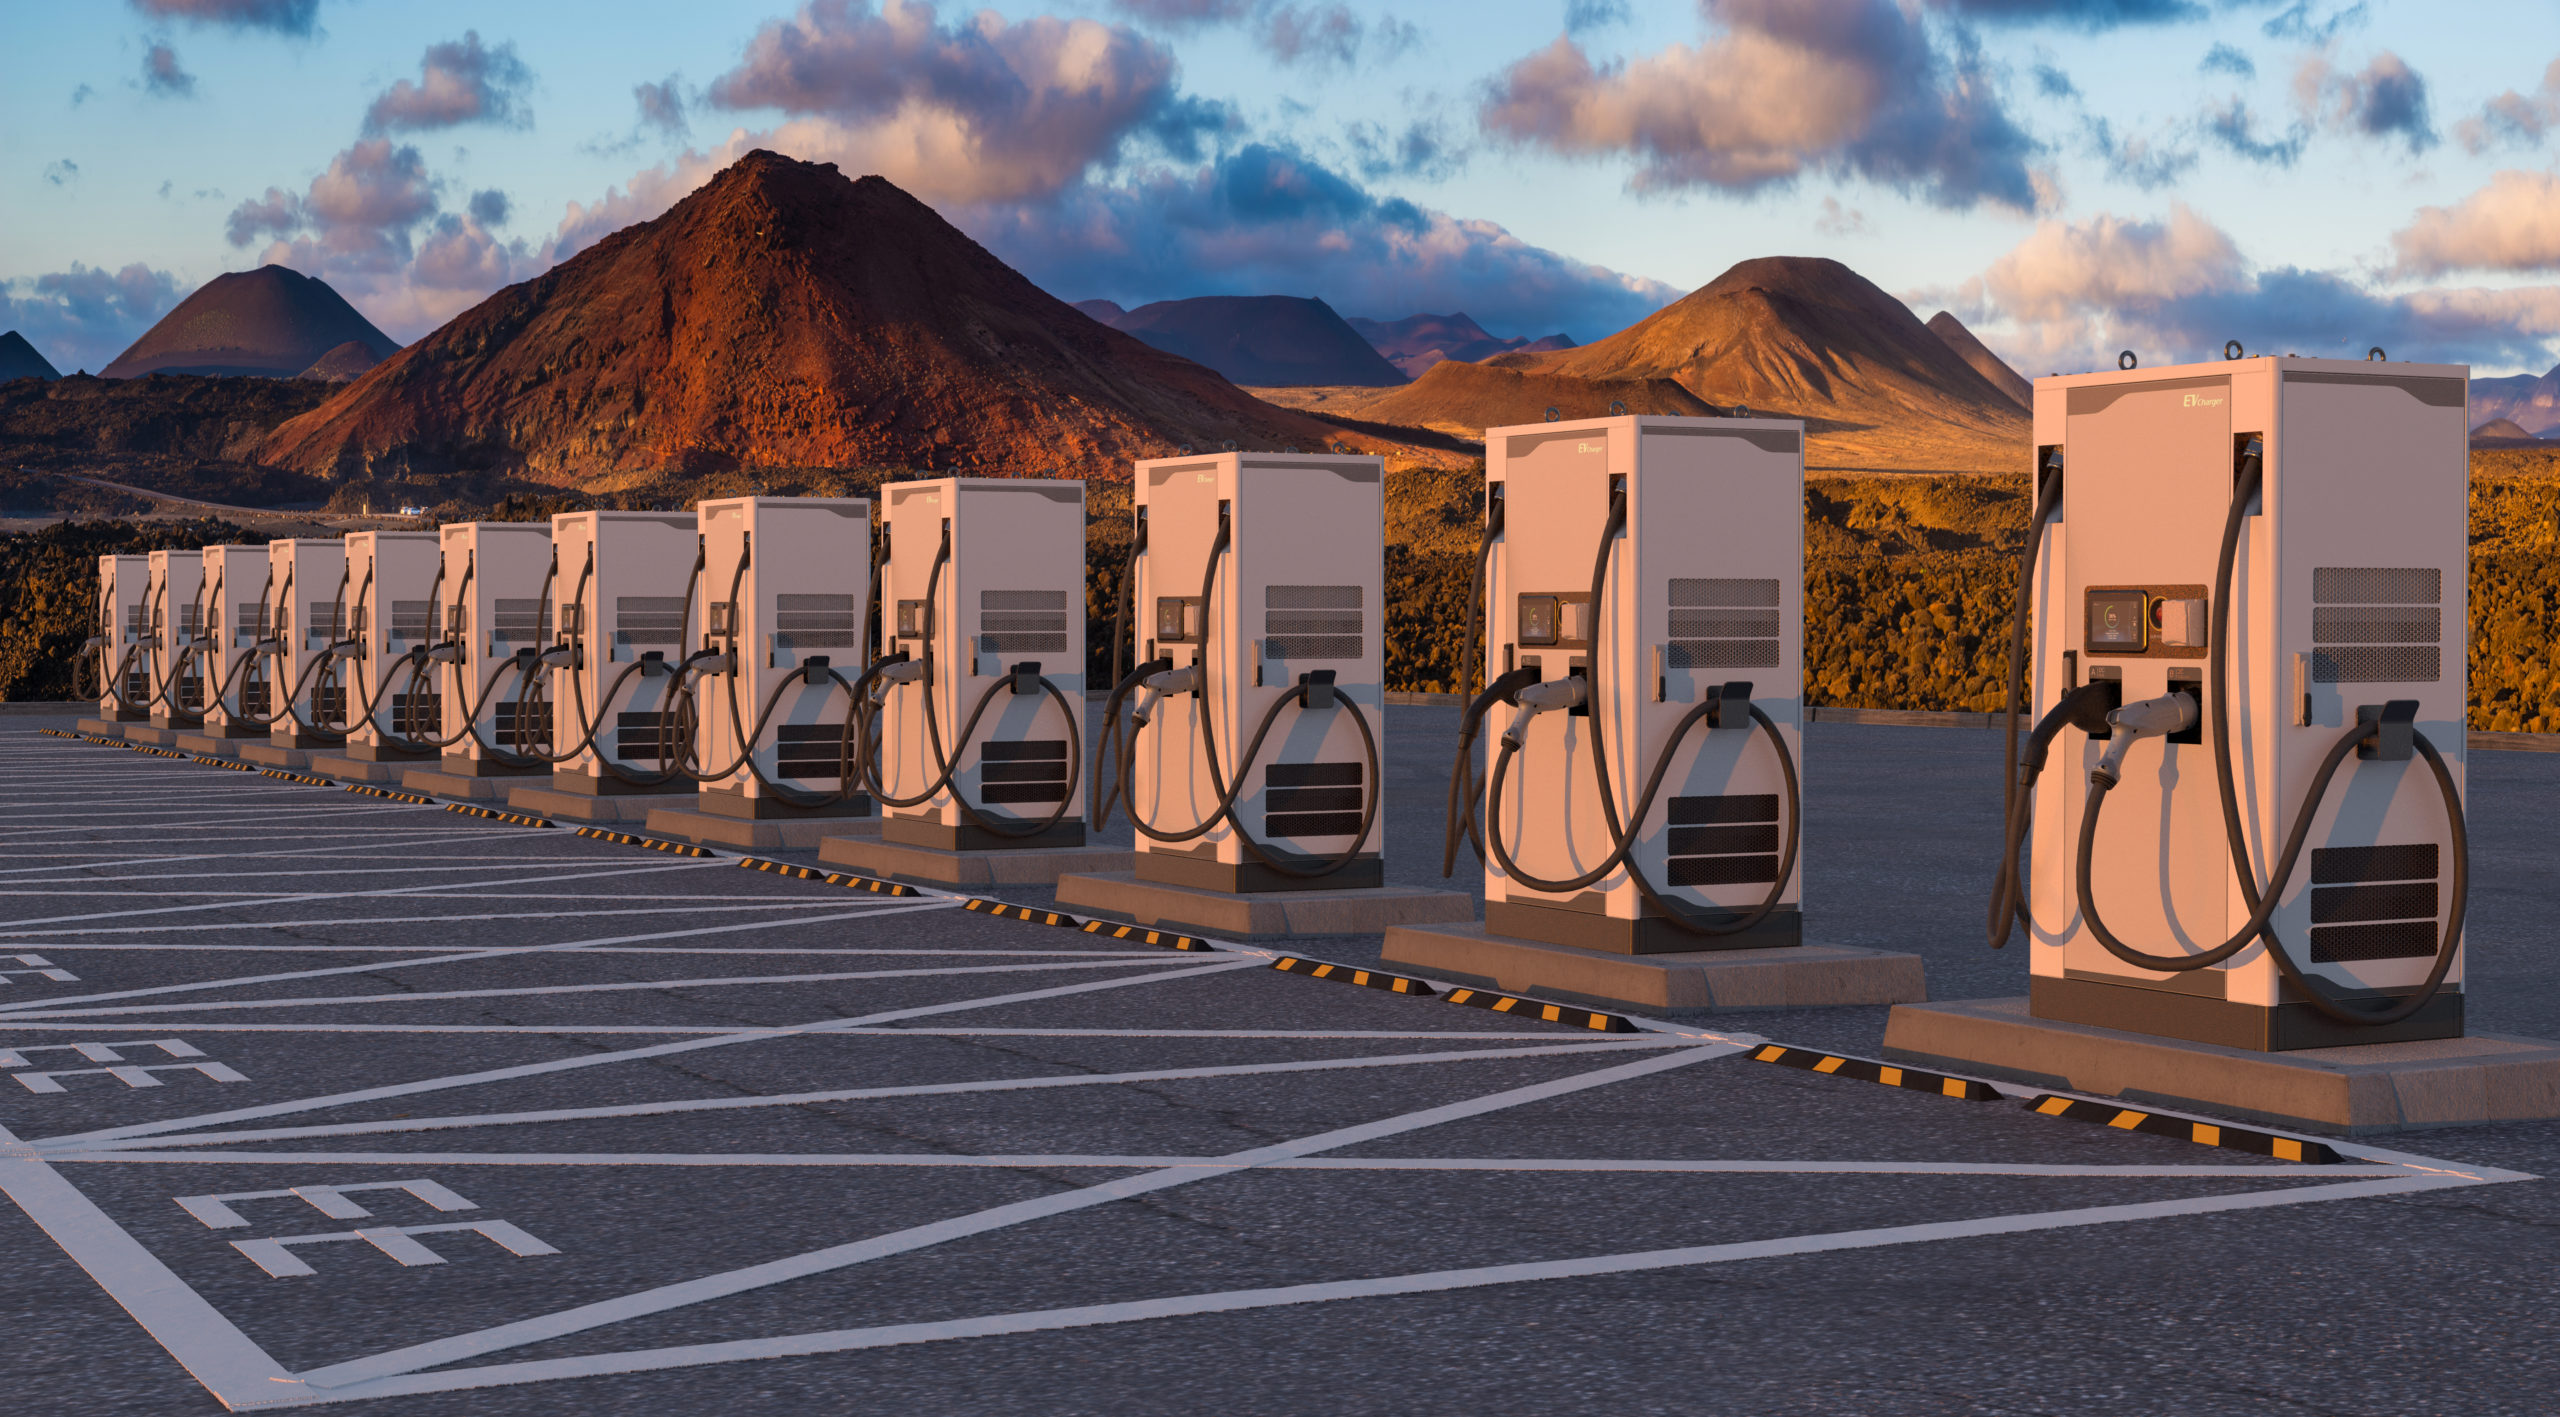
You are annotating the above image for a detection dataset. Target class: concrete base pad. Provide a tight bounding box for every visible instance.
[507,787,685,824]
[820,836,1135,888]
[642,808,884,852]
[1884,996,2560,1135]
[1384,922,1926,1014]
[402,768,510,801]
[1057,871,1475,940]
[237,743,312,770]
[126,725,181,746]
[174,734,242,758]
[75,719,129,738]
[305,753,408,784]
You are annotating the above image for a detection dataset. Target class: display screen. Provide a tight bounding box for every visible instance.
[1518,594,1558,645]
[2086,589,2148,652]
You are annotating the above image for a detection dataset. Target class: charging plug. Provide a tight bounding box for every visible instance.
[1500,676,1587,749]
[1707,681,1754,730]
[2090,691,2200,788]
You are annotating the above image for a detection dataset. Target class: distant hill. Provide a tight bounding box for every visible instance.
[1492,256,2031,473]
[1924,311,2031,409]
[101,266,400,380]
[1352,362,1715,439]
[296,340,382,383]
[2472,417,2544,446]
[2473,366,2560,436]
[1347,312,1575,379]
[1098,295,1406,388]
[0,331,62,382]
[260,152,1389,483]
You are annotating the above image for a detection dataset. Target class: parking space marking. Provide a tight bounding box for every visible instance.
[178,1178,479,1229]
[233,1220,561,1279]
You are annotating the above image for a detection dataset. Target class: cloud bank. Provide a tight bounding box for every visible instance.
[0,262,185,374]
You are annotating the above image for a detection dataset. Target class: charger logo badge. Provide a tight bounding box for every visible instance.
[2183,393,2226,408]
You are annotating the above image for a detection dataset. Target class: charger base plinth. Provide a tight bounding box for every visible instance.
[1059,870,1473,940]
[1385,922,1923,1014]
[822,836,1134,889]
[642,807,882,852]
[1884,996,2560,1134]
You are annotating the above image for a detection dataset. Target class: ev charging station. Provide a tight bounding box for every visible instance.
[428,520,558,778]
[540,510,697,800]
[689,495,873,820]
[197,544,272,739]
[91,554,151,723]
[263,537,349,751]
[844,477,1092,872]
[1971,354,2473,1052]
[145,548,206,729]
[335,531,442,761]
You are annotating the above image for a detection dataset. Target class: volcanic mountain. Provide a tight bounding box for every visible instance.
[0,331,61,381]
[2472,365,2560,436]
[1353,362,1714,438]
[1924,311,2031,409]
[1091,295,1405,387]
[262,153,1379,483]
[101,266,399,380]
[1493,257,2031,473]
[297,340,383,383]
[1348,312,1574,379]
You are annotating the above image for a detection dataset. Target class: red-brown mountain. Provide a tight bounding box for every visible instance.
[261,152,1371,481]
[1924,310,2031,409]
[101,266,399,380]
[1090,295,1406,387]
[1348,312,1574,379]
[1493,256,2030,471]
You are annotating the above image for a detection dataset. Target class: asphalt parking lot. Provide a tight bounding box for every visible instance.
[2,708,2555,1416]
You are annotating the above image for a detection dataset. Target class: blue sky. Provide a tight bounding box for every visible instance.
[10,0,2560,380]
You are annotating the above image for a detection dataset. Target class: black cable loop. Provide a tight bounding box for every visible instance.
[1987,453,2066,946]
[1439,511,1501,872]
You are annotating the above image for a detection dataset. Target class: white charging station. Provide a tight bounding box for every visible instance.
[868,477,1089,850]
[198,544,272,738]
[1992,355,2473,1050]
[429,520,558,778]
[145,549,206,729]
[691,495,873,820]
[263,537,349,750]
[336,531,443,760]
[92,554,151,722]
[543,510,698,798]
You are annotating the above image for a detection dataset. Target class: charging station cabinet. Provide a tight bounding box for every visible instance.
[145,549,206,728]
[546,510,699,796]
[2023,356,2470,1049]
[96,555,151,722]
[1128,451,1385,892]
[199,544,272,738]
[339,531,442,760]
[432,521,556,776]
[694,495,873,820]
[265,538,348,750]
[876,477,1088,849]
[1478,415,1807,953]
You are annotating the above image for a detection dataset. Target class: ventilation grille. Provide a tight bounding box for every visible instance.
[1668,578,1780,670]
[1264,760,1364,839]
[239,602,268,644]
[2309,842,2440,962]
[1665,793,1781,888]
[175,669,204,711]
[776,593,858,651]
[312,686,346,724]
[2312,567,2441,684]
[177,605,203,637]
[980,739,1069,804]
[773,723,848,780]
[308,600,343,641]
[979,590,1068,655]
[1265,585,1363,661]
[239,680,269,718]
[493,598,551,645]
[390,599,433,643]
[615,596,687,648]
[122,666,149,700]
[388,692,441,733]
[124,603,147,635]
[492,699,548,752]
[613,710,677,763]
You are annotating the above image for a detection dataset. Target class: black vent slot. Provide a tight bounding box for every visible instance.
[1665,793,1779,886]
[613,710,678,764]
[1265,760,1363,838]
[492,699,548,752]
[388,692,441,734]
[2309,842,2440,962]
[773,723,848,780]
[312,686,346,724]
[980,738,1069,803]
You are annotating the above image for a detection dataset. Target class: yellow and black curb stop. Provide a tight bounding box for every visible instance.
[1079,920,1217,952]
[198,756,257,772]
[573,825,706,855]
[1749,1043,2002,1100]
[1272,956,1436,996]
[446,803,556,828]
[2023,1094,2344,1164]
[1443,987,1633,1032]
[134,744,187,758]
[964,898,1080,927]
[260,768,337,787]
[735,856,920,896]
[37,728,71,738]
[346,784,437,805]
